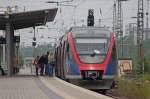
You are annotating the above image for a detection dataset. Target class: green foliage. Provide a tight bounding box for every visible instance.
[118,79,150,99]
[144,39,150,73]
[144,58,150,73]
[121,35,150,73]
[140,74,150,81]
[104,34,150,99]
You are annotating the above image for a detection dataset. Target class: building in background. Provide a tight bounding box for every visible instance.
[125,23,137,45]
[125,23,150,45]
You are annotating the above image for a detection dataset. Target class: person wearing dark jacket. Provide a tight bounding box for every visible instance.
[45,51,49,75]
[38,55,45,76]
[34,56,40,76]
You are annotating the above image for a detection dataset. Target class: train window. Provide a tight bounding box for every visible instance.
[74,38,109,63]
[75,38,108,54]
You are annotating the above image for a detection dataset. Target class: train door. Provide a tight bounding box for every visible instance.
[59,43,63,78]
[60,42,66,79]
[55,48,58,76]
[62,41,67,79]
[63,40,71,80]
[57,47,61,77]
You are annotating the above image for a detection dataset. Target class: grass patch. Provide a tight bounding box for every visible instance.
[117,79,150,99]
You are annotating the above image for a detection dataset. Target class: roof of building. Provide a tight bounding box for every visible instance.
[0,8,58,30]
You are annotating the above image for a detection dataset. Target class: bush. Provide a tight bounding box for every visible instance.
[144,58,150,73]
[117,79,150,99]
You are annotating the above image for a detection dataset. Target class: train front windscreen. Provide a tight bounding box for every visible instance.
[72,27,110,64]
[75,38,109,63]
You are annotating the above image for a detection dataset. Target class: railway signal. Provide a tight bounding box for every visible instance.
[87,9,94,26]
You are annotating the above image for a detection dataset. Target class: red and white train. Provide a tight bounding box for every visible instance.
[55,26,117,91]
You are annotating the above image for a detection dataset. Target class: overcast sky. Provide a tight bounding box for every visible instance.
[0,0,149,46]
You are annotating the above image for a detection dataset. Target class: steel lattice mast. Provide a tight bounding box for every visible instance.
[117,0,124,58]
[113,0,117,34]
[137,0,144,72]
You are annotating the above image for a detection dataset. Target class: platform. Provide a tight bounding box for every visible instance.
[0,76,113,99]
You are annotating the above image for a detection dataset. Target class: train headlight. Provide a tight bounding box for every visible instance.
[88,71,97,79]
[82,70,103,80]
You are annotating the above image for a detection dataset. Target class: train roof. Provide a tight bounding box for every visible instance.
[69,26,111,38]
[69,26,110,31]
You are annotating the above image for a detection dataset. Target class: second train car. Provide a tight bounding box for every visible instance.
[55,26,117,90]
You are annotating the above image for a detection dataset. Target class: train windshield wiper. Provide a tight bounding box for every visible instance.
[90,50,100,57]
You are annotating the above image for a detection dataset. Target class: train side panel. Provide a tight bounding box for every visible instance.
[63,40,81,79]
[104,44,117,79]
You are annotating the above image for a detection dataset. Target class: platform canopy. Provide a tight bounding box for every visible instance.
[0,8,58,30]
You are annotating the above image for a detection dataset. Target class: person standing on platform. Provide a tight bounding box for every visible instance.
[45,51,49,75]
[34,56,40,76]
[38,55,45,76]
[13,56,18,74]
[48,52,54,76]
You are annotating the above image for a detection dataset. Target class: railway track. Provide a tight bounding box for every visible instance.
[106,90,129,99]
[93,89,128,99]
[106,94,120,99]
